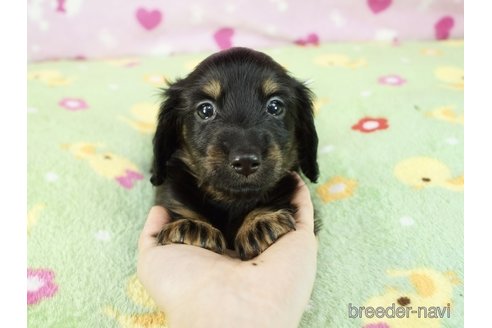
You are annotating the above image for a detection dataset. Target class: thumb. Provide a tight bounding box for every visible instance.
[138,206,171,252]
[291,172,315,233]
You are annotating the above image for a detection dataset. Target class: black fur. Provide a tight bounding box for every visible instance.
[151,47,319,249]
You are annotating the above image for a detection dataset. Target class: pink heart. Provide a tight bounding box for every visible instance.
[294,33,319,46]
[136,8,162,31]
[435,16,454,40]
[214,28,234,50]
[367,0,392,14]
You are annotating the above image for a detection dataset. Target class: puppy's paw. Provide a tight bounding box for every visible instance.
[156,219,226,254]
[234,209,296,260]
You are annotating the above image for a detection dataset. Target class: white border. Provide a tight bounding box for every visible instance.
[465,1,492,327]
[6,1,481,327]
[0,0,27,325]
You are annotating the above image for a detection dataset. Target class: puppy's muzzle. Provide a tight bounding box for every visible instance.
[230,153,261,177]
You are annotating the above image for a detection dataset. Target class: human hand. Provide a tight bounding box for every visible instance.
[137,173,318,328]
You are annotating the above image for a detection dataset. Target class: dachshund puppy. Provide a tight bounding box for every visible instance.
[151,47,319,260]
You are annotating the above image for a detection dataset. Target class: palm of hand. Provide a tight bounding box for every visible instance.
[138,175,317,328]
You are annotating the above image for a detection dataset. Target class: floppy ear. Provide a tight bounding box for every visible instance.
[294,81,319,183]
[150,83,183,186]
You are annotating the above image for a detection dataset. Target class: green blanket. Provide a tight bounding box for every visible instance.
[28,40,464,327]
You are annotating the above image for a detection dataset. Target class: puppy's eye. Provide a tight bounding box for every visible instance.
[196,102,216,120]
[266,98,284,117]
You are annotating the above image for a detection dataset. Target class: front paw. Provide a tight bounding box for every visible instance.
[234,209,296,260]
[156,219,226,254]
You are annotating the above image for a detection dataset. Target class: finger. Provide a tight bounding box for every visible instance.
[291,172,314,232]
[138,206,171,252]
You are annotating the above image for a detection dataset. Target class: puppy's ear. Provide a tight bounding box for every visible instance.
[294,81,319,183]
[150,82,183,186]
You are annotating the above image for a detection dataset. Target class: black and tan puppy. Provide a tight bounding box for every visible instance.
[151,47,318,260]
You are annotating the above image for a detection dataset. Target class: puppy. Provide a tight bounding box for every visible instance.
[151,47,319,260]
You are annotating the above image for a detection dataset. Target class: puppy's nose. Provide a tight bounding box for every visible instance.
[230,154,261,177]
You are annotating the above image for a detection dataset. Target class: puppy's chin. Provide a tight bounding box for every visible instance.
[200,170,282,202]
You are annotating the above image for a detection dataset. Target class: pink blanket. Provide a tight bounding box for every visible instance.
[28,0,463,61]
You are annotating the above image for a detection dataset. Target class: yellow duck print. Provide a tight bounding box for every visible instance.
[62,142,144,189]
[394,157,463,191]
[426,106,464,125]
[314,54,367,69]
[362,268,461,328]
[435,66,463,90]
[27,69,73,86]
[119,103,159,134]
[104,274,167,328]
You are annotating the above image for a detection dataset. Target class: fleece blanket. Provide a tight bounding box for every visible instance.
[27,0,464,61]
[27,40,463,327]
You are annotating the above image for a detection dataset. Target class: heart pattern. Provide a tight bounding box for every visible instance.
[435,16,454,40]
[28,1,462,62]
[367,0,392,14]
[214,27,235,50]
[136,8,162,31]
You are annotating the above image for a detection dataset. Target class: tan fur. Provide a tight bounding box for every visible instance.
[262,78,280,96]
[234,208,295,260]
[202,79,222,99]
[156,219,226,254]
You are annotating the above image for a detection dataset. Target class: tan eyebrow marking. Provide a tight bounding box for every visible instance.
[262,78,280,95]
[202,79,222,99]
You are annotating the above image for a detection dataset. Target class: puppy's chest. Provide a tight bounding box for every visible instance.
[204,203,256,246]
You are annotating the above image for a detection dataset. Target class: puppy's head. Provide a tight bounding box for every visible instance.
[151,47,318,200]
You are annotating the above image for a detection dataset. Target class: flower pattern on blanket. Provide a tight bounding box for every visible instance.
[28,268,58,305]
[362,268,461,328]
[62,142,143,189]
[352,117,389,133]
[26,41,463,327]
[316,176,357,203]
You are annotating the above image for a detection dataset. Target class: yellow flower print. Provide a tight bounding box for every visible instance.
[317,176,357,203]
